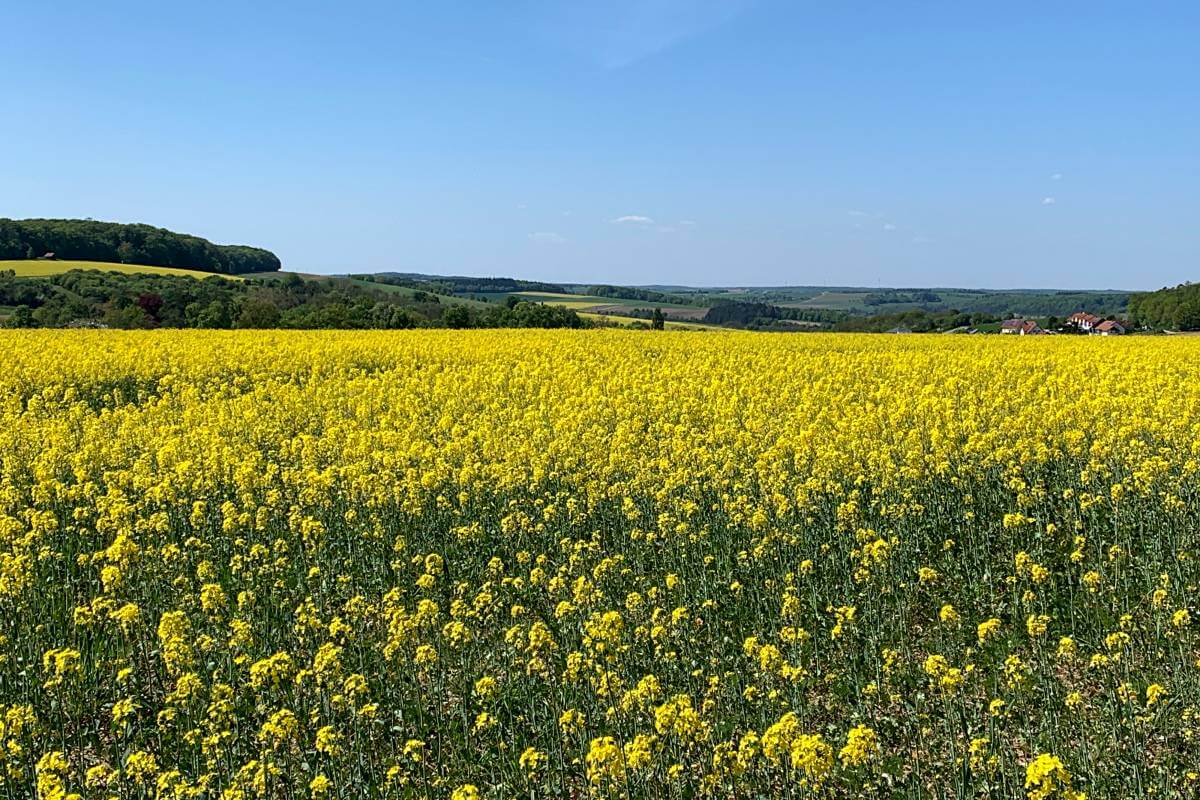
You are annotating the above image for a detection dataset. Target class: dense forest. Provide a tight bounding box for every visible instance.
[0,219,280,274]
[361,273,566,295]
[862,289,943,306]
[833,309,1000,333]
[702,300,846,329]
[925,290,1129,317]
[0,270,585,330]
[1127,282,1200,330]
[585,285,695,305]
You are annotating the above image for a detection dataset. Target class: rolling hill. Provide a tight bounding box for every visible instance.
[0,259,245,280]
[0,218,281,274]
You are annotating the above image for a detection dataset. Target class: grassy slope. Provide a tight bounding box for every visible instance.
[0,259,244,280]
[345,278,491,308]
[577,312,719,331]
[505,291,702,312]
[783,290,872,310]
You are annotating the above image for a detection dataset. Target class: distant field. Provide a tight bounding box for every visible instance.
[588,303,710,321]
[578,311,718,330]
[506,291,702,312]
[508,292,604,309]
[785,290,873,310]
[464,290,715,326]
[0,259,242,280]
[346,278,490,308]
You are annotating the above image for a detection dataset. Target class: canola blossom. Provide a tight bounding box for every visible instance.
[1,329,1199,798]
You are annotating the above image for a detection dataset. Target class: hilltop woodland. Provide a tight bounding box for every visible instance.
[0,219,280,275]
[0,270,584,330]
[1127,282,1200,330]
[701,301,846,329]
[354,273,567,295]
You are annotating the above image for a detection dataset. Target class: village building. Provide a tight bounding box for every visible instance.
[1067,311,1101,331]
[1000,318,1041,335]
[1068,311,1126,335]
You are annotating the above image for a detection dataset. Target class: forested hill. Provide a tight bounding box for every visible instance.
[0,219,280,275]
[1128,282,1200,330]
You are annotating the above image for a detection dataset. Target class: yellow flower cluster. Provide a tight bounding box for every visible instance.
[0,329,1198,798]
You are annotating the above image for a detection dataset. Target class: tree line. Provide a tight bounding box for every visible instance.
[0,270,586,330]
[0,219,281,275]
[862,289,943,306]
[359,273,567,295]
[833,309,1000,333]
[585,285,696,305]
[925,290,1128,317]
[702,300,847,328]
[1127,282,1200,330]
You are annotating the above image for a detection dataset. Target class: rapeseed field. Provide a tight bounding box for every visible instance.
[1,330,1197,799]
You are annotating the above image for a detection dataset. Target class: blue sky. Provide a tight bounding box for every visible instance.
[3,1,1197,288]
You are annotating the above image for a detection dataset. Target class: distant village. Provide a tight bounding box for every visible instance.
[998,312,1126,336]
[887,311,1129,336]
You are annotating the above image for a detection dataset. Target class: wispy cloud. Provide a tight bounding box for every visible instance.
[536,1,754,69]
[678,219,697,226]
[1051,172,1063,181]
[882,223,897,231]
[1041,196,1057,205]
[528,232,567,244]
[611,215,655,225]
[911,235,934,244]
[848,209,871,218]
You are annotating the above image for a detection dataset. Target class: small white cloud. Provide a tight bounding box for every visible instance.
[1042,196,1056,205]
[528,232,567,244]
[611,215,655,225]
[678,219,697,226]
[882,223,897,231]
[1051,173,1063,180]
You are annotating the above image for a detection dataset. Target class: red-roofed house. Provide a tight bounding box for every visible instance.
[1094,320,1126,336]
[1000,319,1042,335]
[1067,311,1101,332]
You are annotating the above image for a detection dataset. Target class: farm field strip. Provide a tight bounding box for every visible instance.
[576,312,718,330]
[0,259,244,280]
[509,292,703,312]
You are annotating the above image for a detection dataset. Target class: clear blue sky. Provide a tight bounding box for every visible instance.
[4,1,1197,289]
